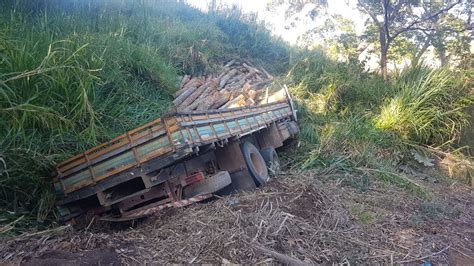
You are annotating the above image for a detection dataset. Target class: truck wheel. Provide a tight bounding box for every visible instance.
[220,169,256,194]
[260,147,281,177]
[241,142,269,186]
[183,171,232,198]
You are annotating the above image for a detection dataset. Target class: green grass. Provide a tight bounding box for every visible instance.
[375,66,472,145]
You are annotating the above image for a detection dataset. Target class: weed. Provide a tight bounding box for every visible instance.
[349,205,376,225]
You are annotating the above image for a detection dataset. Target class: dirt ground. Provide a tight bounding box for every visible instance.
[1,170,473,265]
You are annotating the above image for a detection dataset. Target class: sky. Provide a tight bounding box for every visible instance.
[186,0,367,44]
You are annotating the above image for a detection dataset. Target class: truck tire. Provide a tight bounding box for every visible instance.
[183,171,232,198]
[241,142,269,186]
[260,147,280,177]
[219,169,256,194]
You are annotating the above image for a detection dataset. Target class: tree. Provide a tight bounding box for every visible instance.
[415,0,472,67]
[357,0,461,79]
[266,0,328,32]
[300,15,360,64]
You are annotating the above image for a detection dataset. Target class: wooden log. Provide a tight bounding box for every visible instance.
[195,91,221,111]
[174,78,202,98]
[218,68,230,80]
[224,73,246,90]
[219,94,245,109]
[243,70,257,80]
[181,84,215,112]
[181,101,198,112]
[255,74,264,82]
[219,69,238,88]
[224,59,237,68]
[179,80,213,109]
[242,82,252,93]
[179,83,208,108]
[186,82,218,111]
[248,89,257,100]
[259,65,274,80]
[242,63,261,74]
[201,82,218,98]
[174,80,202,106]
[230,90,241,98]
[179,75,191,89]
[245,98,255,106]
[251,79,272,90]
[210,90,231,109]
[226,79,247,93]
[226,73,244,85]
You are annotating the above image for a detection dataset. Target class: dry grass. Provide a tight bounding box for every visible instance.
[1,171,473,264]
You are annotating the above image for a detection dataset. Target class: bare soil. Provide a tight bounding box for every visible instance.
[1,171,473,265]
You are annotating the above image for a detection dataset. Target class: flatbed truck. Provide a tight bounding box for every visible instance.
[52,94,298,222]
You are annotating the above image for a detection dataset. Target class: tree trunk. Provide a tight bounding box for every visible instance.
[380,48,388,80]
[379,29,389,80]
[438,48,448,67]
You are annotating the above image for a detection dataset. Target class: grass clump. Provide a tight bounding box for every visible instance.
[375,66,473,145]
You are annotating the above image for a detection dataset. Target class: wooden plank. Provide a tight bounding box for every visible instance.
[139,146,174,163]
[131,124,163,142]
[60,130,167,178]
[178,106,289,127]
[58,118,162,170]
[129,117,162,135]
[58,148,193,204]
[58,134,128,169]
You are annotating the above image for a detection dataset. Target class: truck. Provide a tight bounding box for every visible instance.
[52,92,299,222]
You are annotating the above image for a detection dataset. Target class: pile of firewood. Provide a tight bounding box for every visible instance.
[174,60,278,112]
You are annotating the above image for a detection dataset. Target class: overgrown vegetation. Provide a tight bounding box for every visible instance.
[0,0,472,232]
[285,51,472,196]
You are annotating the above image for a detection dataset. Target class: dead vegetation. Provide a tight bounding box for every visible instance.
[1,170,472,265]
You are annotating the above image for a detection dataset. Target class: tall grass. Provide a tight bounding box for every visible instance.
[285,52,471,196]
[375,66,473,145]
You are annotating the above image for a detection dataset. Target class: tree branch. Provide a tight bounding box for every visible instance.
[358,0,380,27]
[383,0,391,40]
[390,0,461,41]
